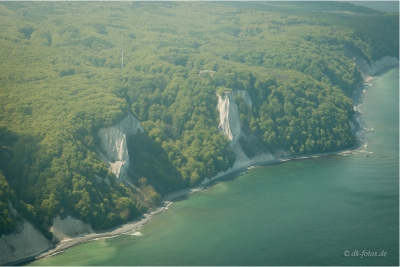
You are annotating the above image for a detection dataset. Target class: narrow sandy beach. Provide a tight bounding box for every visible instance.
[35,187,206,260]
[31,65,393,263]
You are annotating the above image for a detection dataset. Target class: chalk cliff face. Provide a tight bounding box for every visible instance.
[217,90,276,169]
[355,56,399,77]
[51,215,94,243]
[218,91,242,145]
[98,113,144,182]
[0,220,52,265]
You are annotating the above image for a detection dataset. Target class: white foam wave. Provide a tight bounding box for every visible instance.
[130,232,143,236]
[91,235,118,241]
[298,156,308,159]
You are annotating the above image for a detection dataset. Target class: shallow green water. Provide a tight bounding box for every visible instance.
[30,68,399,266]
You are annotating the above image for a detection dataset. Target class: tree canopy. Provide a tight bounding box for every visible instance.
[0,1,398,238]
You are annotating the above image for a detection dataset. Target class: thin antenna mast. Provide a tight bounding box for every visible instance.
[122,34,124,69]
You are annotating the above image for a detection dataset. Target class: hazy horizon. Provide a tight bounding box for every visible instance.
[348,1,399,12]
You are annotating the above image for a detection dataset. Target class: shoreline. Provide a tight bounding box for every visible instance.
[22,65,398,265]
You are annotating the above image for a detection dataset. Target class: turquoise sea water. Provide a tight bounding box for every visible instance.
[30,68,399,266]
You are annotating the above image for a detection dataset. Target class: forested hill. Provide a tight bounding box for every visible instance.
[0,1,398,239]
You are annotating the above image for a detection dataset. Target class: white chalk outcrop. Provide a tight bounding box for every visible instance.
[355,56,399,77]
[0,220,52,265]
[98,113,144,182]
[51,215,94,243]
[217,90,277,170]
[218,91,243,145]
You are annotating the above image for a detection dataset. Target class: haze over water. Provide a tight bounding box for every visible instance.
[30,68,399,266]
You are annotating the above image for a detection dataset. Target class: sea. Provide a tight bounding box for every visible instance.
[29,67,399,266]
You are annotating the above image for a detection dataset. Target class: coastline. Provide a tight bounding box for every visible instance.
[22,63,399,265]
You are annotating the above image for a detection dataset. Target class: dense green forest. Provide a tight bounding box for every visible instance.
[0,1,398,238]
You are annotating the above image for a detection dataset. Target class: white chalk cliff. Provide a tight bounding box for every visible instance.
[355,56,399,77]
[51,215,94,243]
[98,113,144,182]
[0,220,52,265]
[217,90,276,170]
[218,91,243,145]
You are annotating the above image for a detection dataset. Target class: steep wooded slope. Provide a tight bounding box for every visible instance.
[0,2,398,249]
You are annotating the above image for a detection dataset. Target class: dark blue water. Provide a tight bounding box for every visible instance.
[30,67,399,266]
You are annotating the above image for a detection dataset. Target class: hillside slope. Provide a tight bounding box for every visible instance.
[0,2,398,264]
